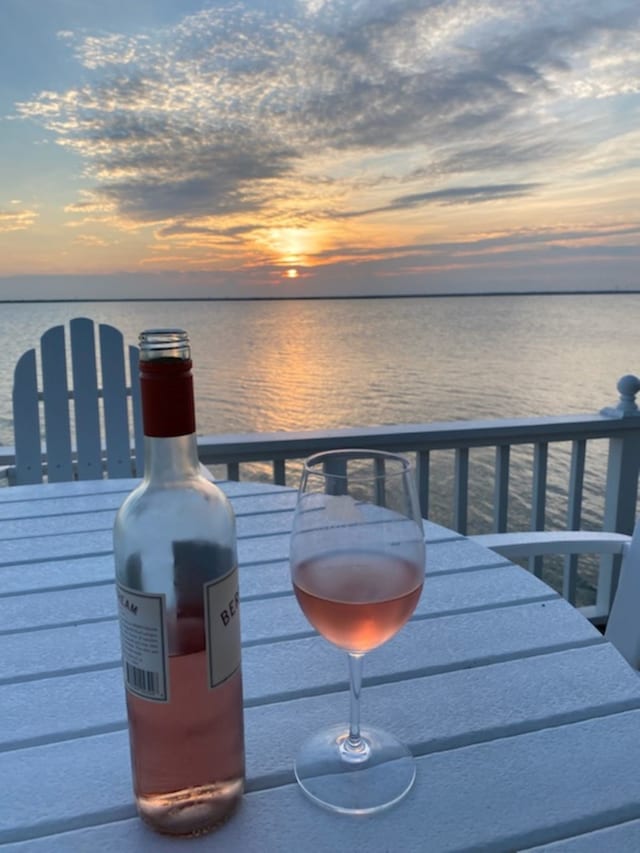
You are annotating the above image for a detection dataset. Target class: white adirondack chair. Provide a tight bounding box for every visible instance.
[472,522,640,669]
[11,317,143,484]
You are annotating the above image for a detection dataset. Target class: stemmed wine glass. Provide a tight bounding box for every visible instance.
[290,449,426,814]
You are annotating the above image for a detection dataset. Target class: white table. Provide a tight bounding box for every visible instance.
[2,478,640,852]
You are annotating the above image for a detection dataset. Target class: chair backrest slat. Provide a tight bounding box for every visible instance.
[129,344,144,477]
[41,325,74,482]
[13,349,43,485]
[70,318,103,479]
[99,323,134,478]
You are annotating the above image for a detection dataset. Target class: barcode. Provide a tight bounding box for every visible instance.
[125,662,161,697]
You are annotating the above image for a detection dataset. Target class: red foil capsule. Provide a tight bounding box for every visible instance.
[139,358,196,438]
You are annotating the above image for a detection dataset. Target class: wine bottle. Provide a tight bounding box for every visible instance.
[113,329,245,836]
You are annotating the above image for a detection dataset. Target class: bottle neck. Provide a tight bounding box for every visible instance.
[144,434,201,483]
[138,333,198,481]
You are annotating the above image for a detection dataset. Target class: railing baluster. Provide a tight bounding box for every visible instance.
[227,462,240,481]
[493,445,510,533]
[530,442,548,578]
[374,455,386,506]
[416,450,429,519]
[564,439,586,605]
[454,448,469,535]
[273,459,286,486]
[323,454,348,495]
[567,439,586,528]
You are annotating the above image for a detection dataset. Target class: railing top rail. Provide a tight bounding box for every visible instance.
[196,412,640,464]
[2,411,639,471]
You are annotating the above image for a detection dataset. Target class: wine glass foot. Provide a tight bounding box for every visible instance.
[293,723,416,815]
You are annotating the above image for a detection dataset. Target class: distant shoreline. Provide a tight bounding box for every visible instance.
[1,289,639,304]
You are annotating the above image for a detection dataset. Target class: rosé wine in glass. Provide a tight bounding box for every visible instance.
[293,550,423,653]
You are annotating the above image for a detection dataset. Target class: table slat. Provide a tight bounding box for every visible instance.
[1,563,553,633]
[0,599,600,694]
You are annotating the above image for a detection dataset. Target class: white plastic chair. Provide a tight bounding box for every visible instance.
[472,522,640,669]
[11,317,143,484]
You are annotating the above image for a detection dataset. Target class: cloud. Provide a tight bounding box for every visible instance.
[73,234,111,247]
[338,182,542,218]
[392,182,542,207]
[0,208,38,232]
[13,0,640,232]
[157,221,267,238]
[281,220,640,266]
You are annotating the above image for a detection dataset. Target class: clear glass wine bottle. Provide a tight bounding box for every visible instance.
[113,329,245,836]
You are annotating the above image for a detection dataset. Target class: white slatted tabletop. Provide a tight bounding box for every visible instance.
[2,479,640,853]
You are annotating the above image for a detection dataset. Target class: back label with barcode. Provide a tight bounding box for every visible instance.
[117,584,169,702]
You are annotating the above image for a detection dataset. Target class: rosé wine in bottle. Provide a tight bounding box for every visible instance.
[114,330,244,836]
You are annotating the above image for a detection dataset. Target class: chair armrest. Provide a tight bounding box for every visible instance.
[471,531,631,560]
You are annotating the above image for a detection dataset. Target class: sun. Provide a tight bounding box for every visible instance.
[284,268,299,279]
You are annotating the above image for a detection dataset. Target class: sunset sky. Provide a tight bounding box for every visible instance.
[1,0,639,299]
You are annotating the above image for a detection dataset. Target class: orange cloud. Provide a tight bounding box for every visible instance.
[0,208,38,232]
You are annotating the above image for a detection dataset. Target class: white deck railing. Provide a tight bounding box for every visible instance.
[196,411,639,530]
[2,374,639,622]
[197,375,640,624]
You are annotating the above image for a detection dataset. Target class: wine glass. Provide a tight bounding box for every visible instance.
[290,449,426,814]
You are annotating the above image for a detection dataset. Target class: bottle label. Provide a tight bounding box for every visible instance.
[117,584,170,702]
[204,569,242,688]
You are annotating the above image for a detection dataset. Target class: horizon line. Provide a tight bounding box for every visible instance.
[0,288,639,304]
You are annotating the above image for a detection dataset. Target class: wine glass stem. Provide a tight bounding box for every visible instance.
[341,652,370,763]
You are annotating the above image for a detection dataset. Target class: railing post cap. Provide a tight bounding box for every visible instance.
[601,374,640,418]
[617,374,640,397]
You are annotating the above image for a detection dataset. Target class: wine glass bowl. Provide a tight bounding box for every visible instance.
[290,450,425,814]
